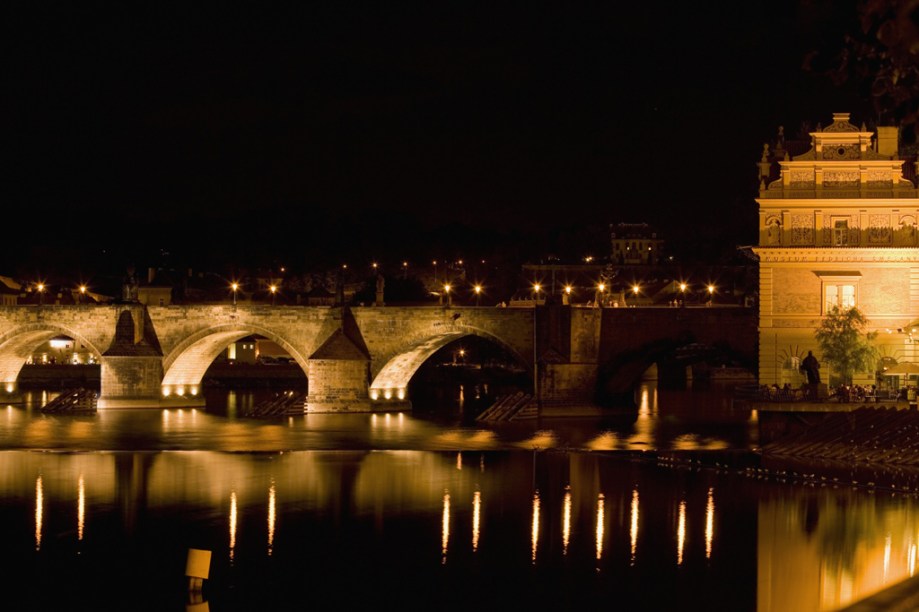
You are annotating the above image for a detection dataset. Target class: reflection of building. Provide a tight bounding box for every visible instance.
[753,113,919,386]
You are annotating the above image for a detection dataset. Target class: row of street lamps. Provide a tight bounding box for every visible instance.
[26,277,717,307]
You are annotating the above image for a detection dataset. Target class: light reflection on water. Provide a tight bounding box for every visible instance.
[0,384,758,452]
[1,384,915,610]
[1,449,918,610]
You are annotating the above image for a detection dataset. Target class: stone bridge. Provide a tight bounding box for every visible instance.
[0,303,756,411]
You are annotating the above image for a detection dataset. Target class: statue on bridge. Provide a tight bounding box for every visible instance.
[122,267,139,303]
[375,274,385,307]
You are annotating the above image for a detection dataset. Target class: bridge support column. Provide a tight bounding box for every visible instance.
[306,359,374,413]
[98,355,171,408]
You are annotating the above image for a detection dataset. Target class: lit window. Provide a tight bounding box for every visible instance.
[824,284,856,311]
[816,271,860,314]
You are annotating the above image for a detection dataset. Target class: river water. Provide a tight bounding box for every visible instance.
[1,384,916,611]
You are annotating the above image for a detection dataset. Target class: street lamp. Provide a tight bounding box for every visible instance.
[632,284,640,307]
[707,284,715,306]
[596,282,606,307]
[533,283,541,305]
[269,284,277,306]
[563,284,573,305]
[37,282,45,306]
[231,282,239,306]
[473,284,483,306]
[679,282,687,307]
[443,283,452,307]
[78,285,87,304]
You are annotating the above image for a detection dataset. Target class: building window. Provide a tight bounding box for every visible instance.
[824,283,856,312]
[833,220,848,246]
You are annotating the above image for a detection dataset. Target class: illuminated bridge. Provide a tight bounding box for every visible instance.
[0,304,756,411]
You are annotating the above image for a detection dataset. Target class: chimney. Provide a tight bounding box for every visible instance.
[876,126,899,158]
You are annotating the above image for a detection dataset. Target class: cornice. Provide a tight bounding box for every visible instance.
[751,247,919,263]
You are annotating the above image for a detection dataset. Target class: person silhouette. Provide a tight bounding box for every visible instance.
[801,351,821,385]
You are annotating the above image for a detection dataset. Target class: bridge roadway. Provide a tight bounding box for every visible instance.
[0,303,757,412]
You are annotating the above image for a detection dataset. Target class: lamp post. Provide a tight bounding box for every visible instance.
[707,284,715,306]
[231,282,239,306]
[269,284,277,306]
[37,283,45,306]
[632,284,640,307]
[563,284,572,306]
[79,285,87,304]
[532,283,541,306]
[443,283,452,307]
[679,282,687,307]
[596,282,605,308]
[474,284,483,307]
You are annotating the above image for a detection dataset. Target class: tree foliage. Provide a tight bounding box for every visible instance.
[803,0,919,143]
[814,306,879,385]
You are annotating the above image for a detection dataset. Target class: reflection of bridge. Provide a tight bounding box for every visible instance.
[0,304,756,411]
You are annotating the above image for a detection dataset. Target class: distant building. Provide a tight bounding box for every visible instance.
[610,222,664,265]
[137,267,175,306]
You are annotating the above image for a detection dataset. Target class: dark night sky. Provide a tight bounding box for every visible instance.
[5,2,872,278]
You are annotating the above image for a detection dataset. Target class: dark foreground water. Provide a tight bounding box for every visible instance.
[1,385,916,611]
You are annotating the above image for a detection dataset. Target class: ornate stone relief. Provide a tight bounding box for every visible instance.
[899,216,917,244]
[822,145,859,160]
[867,170,891,187]
[868,215,891,244]
[765,216,782,244]
[823,170,859,188]
[789,169,814,188]
[791,215,813,245]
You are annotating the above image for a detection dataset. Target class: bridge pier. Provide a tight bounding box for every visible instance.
[306,359,375,413]
[99,355,204,409]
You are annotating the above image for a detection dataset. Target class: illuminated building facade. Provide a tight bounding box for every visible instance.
[754,113,919,386]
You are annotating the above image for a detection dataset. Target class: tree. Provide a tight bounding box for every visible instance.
[814,306,879,385]
[803,0,919,143]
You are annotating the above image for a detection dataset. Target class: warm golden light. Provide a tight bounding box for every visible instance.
[679,283,687,292]
[443,284,451,293]
[229,491,238,562]
[562,486,572,555]
[564,285,572,294]
[268,481,276,556]
[78,474,85,541]
[630,488,639,565]
[708,284,715,294]
[441,490,450,564]
[706,487,714,559]
[533,283,541,293]
[632,284,640,295]
[231,282,239,291]
[531,490,540,563]
[596,493,605,561]
[456,452,462,470]
[269,284,277,294]
[79,285,87,294]
[677,499,686,565]
[597,283,606,292]
[472,490,481,552]
[474,285,482,294]
[35,475,43,551]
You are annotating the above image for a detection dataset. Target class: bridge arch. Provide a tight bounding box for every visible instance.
[0,323,105,387]
[598,338,754,406]
[160,323,307,392]
[369,328,530,401]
